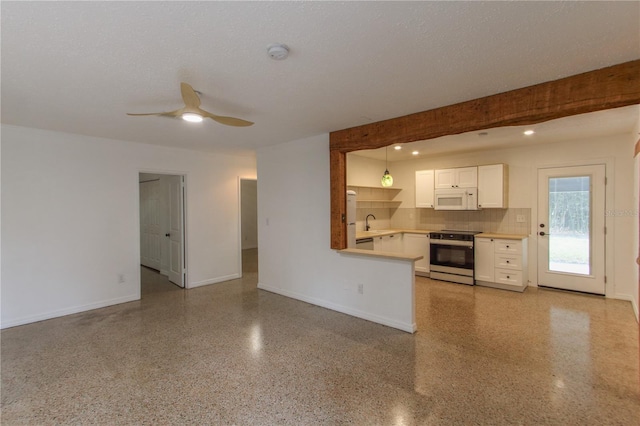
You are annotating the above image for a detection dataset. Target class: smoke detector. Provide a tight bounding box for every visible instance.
[267,43,289,60]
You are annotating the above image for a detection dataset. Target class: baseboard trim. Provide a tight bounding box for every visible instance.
[190,273,241,289]
[614,293,639,323]
[257,282,416,333]
[0,294,140,329]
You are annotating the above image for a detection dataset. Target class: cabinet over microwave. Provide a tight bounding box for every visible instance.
[434,188,478,210]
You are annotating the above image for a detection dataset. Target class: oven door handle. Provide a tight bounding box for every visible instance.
[430,240,473,247]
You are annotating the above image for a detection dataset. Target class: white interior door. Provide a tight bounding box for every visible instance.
[537,165,605,294]
[168,175,185,287]
[140,180,161,270]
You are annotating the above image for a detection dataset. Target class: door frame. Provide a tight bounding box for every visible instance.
[536,164,606,294]
[137,169,189,290]
[532,157,615,296]
[237,176,258,278]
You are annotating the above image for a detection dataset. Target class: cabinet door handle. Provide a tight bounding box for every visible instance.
[506,260,510,263]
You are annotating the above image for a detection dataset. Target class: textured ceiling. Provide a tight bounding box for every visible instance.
[2,1,639,157]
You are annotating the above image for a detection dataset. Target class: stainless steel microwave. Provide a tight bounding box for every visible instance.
[434,188,478,210]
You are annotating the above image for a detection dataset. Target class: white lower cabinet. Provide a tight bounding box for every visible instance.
[373,233,403,253]
[372,232,430,276]
[474,237,528,292]
[474,237,495,282]
[403,233,430,276]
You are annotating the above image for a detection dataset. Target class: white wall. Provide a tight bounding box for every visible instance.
[1,125,256,328]
[257,134,416,332]
[346,154,386,187]
[240,179,258,249]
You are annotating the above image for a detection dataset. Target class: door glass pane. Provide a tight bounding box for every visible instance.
[548,176,591,275]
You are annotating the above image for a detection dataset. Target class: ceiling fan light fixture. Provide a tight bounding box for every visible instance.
[182,112,203,123]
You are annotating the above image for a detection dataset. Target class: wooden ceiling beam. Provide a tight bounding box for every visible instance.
[330,60,640,152]
[330,60,640,250]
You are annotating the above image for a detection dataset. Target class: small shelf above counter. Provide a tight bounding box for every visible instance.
[347,185,402,209]
[356,200,402,208]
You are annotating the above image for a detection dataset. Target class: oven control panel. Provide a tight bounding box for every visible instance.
[429,231,478,242]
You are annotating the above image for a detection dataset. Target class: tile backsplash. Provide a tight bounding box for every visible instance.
[355,208,391,232]
[391,208,531,235]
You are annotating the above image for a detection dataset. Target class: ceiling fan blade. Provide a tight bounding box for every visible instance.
[126,112,164,116]
[127,108,183,118]
[180,82,201,109]
[200,109,254,127]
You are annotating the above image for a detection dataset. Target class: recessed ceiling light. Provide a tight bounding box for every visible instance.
[524,130,535,136]
[394,145,402,150]
[182,113,203,123]
[412,151,419,156]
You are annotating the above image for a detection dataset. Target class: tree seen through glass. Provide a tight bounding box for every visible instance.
[548,176,591,275]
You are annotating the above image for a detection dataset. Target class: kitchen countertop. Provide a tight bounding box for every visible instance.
[475,233,528,240]
[339,248,424,262]
[356,230,529,240]
[356,229,434,240]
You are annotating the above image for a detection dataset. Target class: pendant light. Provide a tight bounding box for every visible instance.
[381,146,393,187]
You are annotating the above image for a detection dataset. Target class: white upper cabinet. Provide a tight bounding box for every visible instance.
[415,170,435,208]
[478,164,508,208]
[434,167,478,189]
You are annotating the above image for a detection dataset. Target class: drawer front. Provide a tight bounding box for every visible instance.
[495,239,522,255]
[495,254,522,270]
[495,269,523,286]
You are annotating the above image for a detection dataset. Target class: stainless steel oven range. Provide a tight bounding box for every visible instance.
[429,230,481,285]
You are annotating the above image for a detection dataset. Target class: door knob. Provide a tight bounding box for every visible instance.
[539,231,546,236]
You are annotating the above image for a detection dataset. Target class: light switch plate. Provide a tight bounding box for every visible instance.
[516,215,525,223]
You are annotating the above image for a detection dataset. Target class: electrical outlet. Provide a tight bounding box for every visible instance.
[357,283,364,294]
[516,215,525,223]
[118,274,125,284]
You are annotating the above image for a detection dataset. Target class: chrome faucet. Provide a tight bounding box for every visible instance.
[365,214,376,231]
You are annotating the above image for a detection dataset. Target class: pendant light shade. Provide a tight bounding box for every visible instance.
[381,169,393,187]
[381,146,393,187]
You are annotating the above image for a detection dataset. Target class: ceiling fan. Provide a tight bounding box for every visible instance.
[127,82,253,127]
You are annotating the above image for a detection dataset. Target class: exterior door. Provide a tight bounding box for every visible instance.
[537,165,605,294]
[168,175,185,287]
[140,180,161,270]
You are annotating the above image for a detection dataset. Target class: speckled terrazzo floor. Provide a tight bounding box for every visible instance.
[2,251,639,424]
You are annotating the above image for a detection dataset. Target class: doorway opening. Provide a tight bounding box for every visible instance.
[240,178,258,276]
[139,173,186,296]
